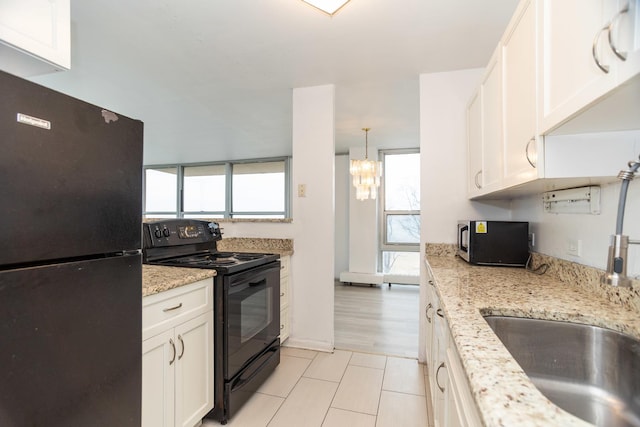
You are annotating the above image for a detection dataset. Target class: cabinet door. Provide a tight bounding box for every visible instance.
[539,0,620,132]
[613,0,640,84]
[446,336,483,427]
[432,308,448,427]
[481,48,504,192]
[423,284,436,369]
[142,330,175,427]
[174,311,214,427]
[467,90,484,196]
[0,0,70,75]
[503,0,540,186]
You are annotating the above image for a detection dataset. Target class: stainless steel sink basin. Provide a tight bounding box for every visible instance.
[484,316,640,427]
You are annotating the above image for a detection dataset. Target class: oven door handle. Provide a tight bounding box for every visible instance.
[249,278,267,287]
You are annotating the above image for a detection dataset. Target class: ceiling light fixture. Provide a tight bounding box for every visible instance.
[300,0,351,16]
[350,128,382,201]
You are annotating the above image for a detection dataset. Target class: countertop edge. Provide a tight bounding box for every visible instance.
[142,265,216,297]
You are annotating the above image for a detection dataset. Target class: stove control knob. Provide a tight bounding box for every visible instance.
[154,228,163,238]
[162,227,170,237]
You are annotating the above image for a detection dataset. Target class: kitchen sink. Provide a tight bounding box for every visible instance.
[484,316,640,427]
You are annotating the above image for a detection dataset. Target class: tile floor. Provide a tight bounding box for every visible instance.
[202,347,430,427]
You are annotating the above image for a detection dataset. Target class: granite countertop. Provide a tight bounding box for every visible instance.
[217,237,294,256]
[142,265,216,297]
[426,255,640,427]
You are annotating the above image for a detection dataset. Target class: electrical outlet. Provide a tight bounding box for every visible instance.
[566,239,582,257]
[297,184,306,197]
[529,233,535,247]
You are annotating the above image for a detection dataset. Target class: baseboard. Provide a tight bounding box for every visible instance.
[339,271,384,285]
[283,338,334,353]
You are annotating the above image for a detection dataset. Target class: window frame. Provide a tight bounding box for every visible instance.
[143,157,291,219]
[378,149,421,273]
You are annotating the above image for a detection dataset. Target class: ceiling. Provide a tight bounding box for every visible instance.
[30,0,519,165]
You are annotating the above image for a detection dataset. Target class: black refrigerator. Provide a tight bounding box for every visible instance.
[0,70,143,427]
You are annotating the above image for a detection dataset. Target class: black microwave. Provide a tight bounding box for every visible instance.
[457,220,529,266]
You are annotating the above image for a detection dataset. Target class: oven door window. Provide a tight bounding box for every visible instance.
[226,264,280,378]
[239,284,271,343]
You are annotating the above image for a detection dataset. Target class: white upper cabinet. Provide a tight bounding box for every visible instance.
[467,0,640,200]
[502,0,542,187]
[616,0,640,83]
[539,0,639,134]
[466,46,504,198]
[0,0,71,76]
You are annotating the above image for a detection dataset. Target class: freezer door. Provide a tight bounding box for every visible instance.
[0,71,143,266]
[0,255,142,427]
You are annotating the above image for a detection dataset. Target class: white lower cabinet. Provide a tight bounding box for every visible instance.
[445,334,482,427]
[279,255,291,342]
[425,272,482,427]
[142,279,214,427]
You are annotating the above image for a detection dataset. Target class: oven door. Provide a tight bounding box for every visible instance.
[225,261,280,379]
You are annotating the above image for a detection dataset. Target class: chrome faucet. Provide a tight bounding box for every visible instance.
[602,155,640,287]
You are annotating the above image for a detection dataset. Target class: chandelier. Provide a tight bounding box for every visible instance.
[350,128,382,200]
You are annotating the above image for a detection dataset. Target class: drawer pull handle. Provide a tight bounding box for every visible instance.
[178,335,185,360]
[436,308,444,318]
[280,324,285,330]
[163,303,183,312]
[425,303,433,323]
[280,292,285,297]
[169,339,176,365]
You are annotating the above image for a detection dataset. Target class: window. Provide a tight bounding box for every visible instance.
[144,167,178,217]
[232,161,286,217]
[379,150,420,276]
[143,158,290,219]
[184,164,226,215]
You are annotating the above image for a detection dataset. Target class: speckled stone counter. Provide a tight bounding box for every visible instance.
[426,255,640,427]
[217,238,294,256]
[142,265,216,297]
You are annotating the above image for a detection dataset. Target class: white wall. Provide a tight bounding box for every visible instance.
[344,145,381,276]
[334,154,349,278]
[511,178,640,278]
[287,84,336,352]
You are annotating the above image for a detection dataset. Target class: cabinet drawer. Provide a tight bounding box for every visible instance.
[280,256,290,278]
[143,279,213,340]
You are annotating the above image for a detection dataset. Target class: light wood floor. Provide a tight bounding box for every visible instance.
[334,281,419,358]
